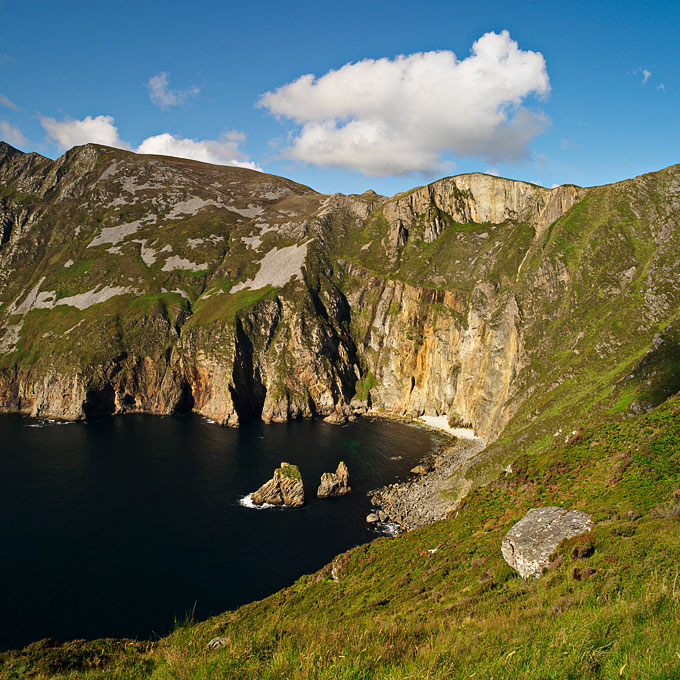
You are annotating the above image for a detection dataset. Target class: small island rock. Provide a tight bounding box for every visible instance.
[251,462,305,507]
[501,507,592,579]
[317,461,351,498]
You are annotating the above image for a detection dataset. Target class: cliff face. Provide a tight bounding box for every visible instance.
[383,173,583,242]
[342,265,522,441]
[1,141,679,452]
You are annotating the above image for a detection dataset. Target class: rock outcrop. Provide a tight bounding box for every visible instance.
[251,462,305,507]
[410,464,430,475]
[383,173,583,244]
[501,507,593,578]
[317,461,351,498]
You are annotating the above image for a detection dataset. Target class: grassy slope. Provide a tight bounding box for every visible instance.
[3,393,679,679]
[2,149,680,677]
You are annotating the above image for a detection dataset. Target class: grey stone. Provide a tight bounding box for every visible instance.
[501,507,593,579]
[207,636,230,650]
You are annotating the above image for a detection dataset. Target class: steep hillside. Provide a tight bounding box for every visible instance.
[2,144,678,444]
[2,142,680,678]
[2,143,680,511]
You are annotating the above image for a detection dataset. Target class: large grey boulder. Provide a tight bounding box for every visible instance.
[502,507,592,578]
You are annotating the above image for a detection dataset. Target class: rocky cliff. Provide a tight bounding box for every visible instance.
[1,141,679,460]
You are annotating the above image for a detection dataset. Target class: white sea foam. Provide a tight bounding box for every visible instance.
[26,419,74,428]
[378,522,401,536]
[239,493,276,510]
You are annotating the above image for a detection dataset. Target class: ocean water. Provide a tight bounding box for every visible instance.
[0,413,434,650]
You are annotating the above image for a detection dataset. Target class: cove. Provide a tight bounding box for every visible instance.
[0,413,434,651]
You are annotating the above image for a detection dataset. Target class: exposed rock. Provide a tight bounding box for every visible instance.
[382,173,583,243]
[323,406,354,424]
[501,507,593,579]
[251,462,305,507]
[1,142,680,492]
[317,461,351,498]
[410,464,430,475]
[365,513,379,523]
[207,636,230,650]
[370,434,484,532]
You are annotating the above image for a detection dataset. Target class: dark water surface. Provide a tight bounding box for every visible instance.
[0,414,434,650]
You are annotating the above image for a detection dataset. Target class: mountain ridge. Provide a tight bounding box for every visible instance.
[1,141,679,476]
[2,140,680,678]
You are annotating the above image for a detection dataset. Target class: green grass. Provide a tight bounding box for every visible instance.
[278,462,302,482]
[3,394,680,679]
[352,372,377,401]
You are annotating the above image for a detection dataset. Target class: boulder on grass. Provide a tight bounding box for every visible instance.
[501,507,592,578]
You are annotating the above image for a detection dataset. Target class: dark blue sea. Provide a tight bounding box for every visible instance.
[0,414,433,650]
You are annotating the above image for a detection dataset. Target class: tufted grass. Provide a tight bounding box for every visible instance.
[3,394,679,678]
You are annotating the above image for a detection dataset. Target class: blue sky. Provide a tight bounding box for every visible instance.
[0,0,677,196]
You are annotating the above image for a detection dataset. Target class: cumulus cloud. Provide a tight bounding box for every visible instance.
[0,120,26,146]
[41,114,131,150]
[259,30,550,175]
[641,69,651,84]
[40,114,260,170]
[146,72,200,110]
[0,94,19,111]
[137,132,261,170]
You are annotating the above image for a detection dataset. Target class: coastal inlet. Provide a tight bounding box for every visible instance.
[0,413,434,651]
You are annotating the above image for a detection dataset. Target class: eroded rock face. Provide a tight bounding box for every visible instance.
[317,461,351,498]
[251,462,305,507]
[2,142,680,461]
[383,174,583,243]
[501,507,593,579]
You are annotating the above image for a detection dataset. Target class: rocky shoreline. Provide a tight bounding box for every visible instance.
[365,417,486,532]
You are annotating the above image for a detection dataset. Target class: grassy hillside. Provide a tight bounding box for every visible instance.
[2,145,680,678]
[3,392,679,679]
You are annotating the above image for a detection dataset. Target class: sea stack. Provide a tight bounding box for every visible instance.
[317,461,351,498]
[251,462,305,507]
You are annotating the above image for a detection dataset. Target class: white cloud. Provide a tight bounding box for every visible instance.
[259,30,550,175]
[146,72,200,110]
[0,94,19,111]
[40,114,260,170]
[41,114,131,150]
[137,132,261,170]
[642,69,651,84]
[657,83,666,91]
[0,120,26,146]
